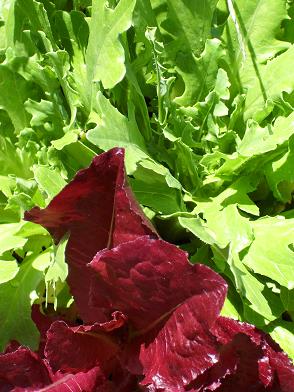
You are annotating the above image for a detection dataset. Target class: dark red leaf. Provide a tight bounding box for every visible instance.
[0,347,51,390]
[31,304,77,357]
[38,367,111,392]
[25,148,156,323]
[266,347,294,392]
[45,317,125,373]
[89,237,227,333]
[89,236,227,390]
[133,301,221,391]
[187,333,268,392]
[4,340,21,354]
[45,366,143,392]
[207,317,294,392]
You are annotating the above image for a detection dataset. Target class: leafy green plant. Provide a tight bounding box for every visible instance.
[0,0,293,362]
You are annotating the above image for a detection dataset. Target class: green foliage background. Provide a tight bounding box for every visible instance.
[0,0,294,359]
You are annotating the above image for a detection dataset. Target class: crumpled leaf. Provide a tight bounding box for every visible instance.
[202,112,294,182]
[0,346,113,392]
[45,316,125,373]
[207,317,294,392]
[41,367,108,392]
[90,237,227,332]
[0,347,51,390]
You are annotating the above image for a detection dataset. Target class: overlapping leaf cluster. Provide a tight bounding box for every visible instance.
[1,148,294,391]
[0,0,293,367]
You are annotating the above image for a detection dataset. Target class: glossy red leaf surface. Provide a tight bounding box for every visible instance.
[0,347,51,390]
[38,367,109,392]
[45,311,127,374]
[89,237,227,333]
[209,317,294,392]
[25,148,156,323]
[3,148,289,392]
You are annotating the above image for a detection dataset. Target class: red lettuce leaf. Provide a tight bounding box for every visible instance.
[135,316,294,391]
[25,148,156,323]
[89,237,227,332]
[187,332,268,392]
[10,148,292,392]
[38,367,109,392]
[128,300,222,391]
[0,347,51,390]
[43,363,142,392]
[45,312,127,373]
[31,304,77,357]
[88,235,228,389]
[208,317,294,392]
